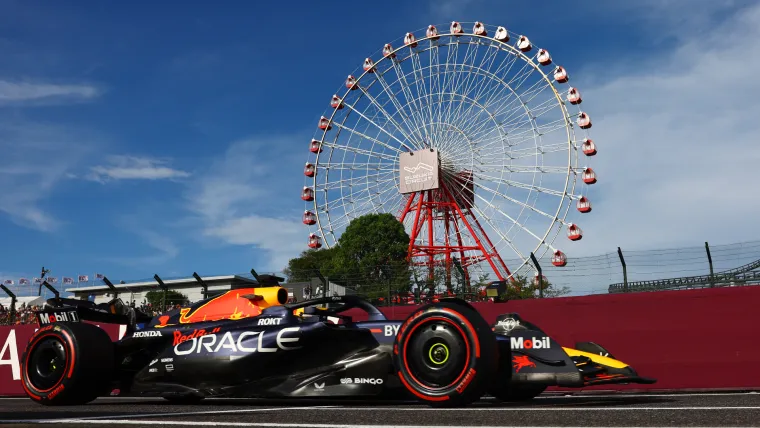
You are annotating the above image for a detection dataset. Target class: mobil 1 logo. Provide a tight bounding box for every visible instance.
[38,310,80,325]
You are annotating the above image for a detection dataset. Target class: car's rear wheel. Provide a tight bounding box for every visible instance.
[21,322,115,406]
[393,301,498,407]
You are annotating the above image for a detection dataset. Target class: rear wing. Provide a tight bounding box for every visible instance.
[34,297,150,331]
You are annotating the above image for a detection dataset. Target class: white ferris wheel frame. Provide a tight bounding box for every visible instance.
[303,21,595,279]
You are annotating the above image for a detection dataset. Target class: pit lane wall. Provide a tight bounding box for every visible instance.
[1,286,759,396]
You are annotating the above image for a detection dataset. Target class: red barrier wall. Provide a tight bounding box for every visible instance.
[361,286,760,392]
[0,322,125,396]
[1,286,758,396]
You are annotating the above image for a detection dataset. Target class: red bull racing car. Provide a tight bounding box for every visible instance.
[21,279,655,407]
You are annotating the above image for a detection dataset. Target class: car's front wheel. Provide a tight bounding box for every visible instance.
[392,301,498,407]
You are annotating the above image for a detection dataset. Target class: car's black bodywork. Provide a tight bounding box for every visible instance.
[21,286,655,407]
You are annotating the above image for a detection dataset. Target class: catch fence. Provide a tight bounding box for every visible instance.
[2,239,760,323]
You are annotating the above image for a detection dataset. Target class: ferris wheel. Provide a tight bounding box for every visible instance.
[301,21,598,286]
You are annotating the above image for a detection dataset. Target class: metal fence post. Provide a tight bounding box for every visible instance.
[530,252,543,298]
[705,242,715,287]
[102,276,119,299]
[0,284,17,324]
[192,272,208,300]
[154,274,168,309]
[617,247,628,292]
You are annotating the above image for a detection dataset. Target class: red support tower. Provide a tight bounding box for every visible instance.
[398,171,511,293]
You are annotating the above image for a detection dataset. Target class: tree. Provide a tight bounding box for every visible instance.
[500,274,571,300]
[283,247,337,282]
[282,213,414,301]
[145,290,189,308]
[329,213,413,300]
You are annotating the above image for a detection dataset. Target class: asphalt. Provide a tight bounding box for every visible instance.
[0,391,759,427]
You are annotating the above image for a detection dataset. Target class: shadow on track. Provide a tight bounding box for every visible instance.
[0,393,676,422]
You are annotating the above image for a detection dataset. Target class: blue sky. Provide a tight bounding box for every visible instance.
[2,0,760,296]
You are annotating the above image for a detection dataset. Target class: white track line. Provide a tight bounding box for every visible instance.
[538,391,760,399]
[20,405,338,422]
[1,422,757,428]
[0,391,756,401]
[270,406,760,411]
[2,405,758,425]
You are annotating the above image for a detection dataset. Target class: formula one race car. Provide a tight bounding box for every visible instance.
[21,282,656,407]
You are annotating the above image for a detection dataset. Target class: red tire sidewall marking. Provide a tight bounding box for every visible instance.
[22,329,75,396]
[441,308,480,358]
[401,316,471,392]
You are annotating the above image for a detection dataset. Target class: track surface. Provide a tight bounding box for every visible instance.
[1,392,759,427]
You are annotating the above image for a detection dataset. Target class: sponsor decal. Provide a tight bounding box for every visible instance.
[173,327,302,355]
[160,358,173,363]
[173,327,221,346]
[165,364,174,372]
[496,318,520,330]
[340,378,383,385]
[313,382,325,390]
[38,310,79,325]
[257,317,282,326]
[132,330,162,338]
[384,325,400,337]
[149,359,158,366]
[149,368,158,373]
[510,336,551,350]
[512,355,536,373]
[0,330,20,380]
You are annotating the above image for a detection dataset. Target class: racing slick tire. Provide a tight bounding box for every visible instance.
[489,384,547,402]
[21,322,115,406]
[393,301,498,407]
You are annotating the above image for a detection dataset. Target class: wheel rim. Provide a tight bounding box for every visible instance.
[405,319,468,389]
[27,338,66,391]
[428,342,449,365]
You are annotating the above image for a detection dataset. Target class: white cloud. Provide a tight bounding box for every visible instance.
[203,215,305,269]
[0,80,101,105]
[96,215,181,268]
[187,135,309,271]
[0,120,100,232]
[564,2,760,257]
[86,155,190,183]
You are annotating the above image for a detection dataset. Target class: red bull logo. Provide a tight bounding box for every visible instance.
[173,327,221,346]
